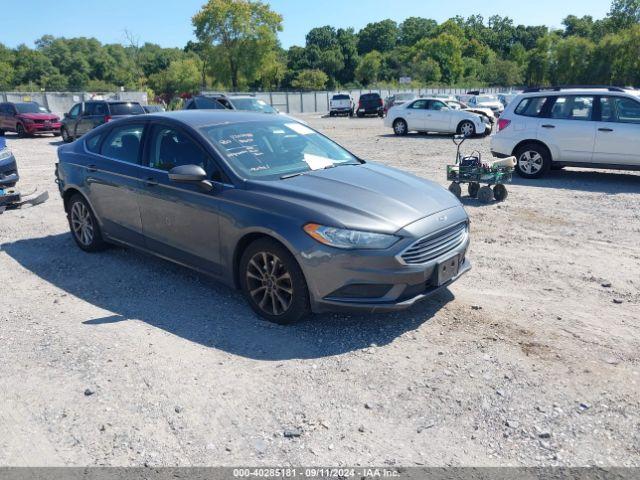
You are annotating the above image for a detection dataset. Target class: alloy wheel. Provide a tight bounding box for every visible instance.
[70,201,94,247]
[460,121,474,137]
[394,120,406,135]
[246,251,293,316]
[518,150,543,175]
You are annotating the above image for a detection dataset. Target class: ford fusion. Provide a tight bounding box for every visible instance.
[56,111,471,324]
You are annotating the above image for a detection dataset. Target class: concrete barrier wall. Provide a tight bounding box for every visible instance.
[202,87,513,114]
[0,91,149,116]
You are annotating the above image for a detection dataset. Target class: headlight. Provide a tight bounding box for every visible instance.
[304,223,400,250]
[0,148,12,161]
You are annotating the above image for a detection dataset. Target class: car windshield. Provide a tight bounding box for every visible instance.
[109,103,145,115]
[202,120,359,180]
[477,96,498,103]
[15,103,42,114]
[230,98,276,113]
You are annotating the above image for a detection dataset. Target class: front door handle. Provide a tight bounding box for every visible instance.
[145,177,158,187]
[541,124,556,129]
[598,128,614,132]
[87,164,97,172]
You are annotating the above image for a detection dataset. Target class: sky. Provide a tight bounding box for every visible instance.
[2,0,610,49]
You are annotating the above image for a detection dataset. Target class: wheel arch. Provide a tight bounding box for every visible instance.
[512,139,554,162]
[232,231,298,290]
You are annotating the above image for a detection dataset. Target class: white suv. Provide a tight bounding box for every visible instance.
[491,87,640,178]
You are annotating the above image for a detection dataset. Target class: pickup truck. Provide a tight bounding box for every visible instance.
[329,94,353,117]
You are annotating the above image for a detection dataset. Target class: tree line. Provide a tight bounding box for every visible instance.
[0,0,638,103]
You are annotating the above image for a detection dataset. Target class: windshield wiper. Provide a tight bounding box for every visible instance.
[280,162,361,180]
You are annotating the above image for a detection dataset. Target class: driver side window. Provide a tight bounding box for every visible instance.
[148,125,221,180]
[68,104,81,119]
[409,100,429,109]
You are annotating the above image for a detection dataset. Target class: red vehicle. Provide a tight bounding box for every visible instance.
[0,102,62,137]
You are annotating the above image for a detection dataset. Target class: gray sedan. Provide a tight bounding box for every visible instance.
[55,111,470,324]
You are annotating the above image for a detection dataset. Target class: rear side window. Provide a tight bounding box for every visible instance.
[108,103,145,116]
[85,133,103,153]
[83,103,96,116]
[550,96,593,121]
[612,96,640,124]
[515,97,547,117]
[100,124,144,163]
[194,97,226,110]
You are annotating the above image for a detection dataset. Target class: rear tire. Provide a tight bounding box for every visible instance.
[493,184,508,202]
[468,182,480,198]
[514,143,551,179]
[67,194,107,252]
[393,119,408,136]
[239,238,310,325]
[448,182,462,198]
[478,186,494,203]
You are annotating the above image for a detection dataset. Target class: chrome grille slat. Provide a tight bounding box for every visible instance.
[401,222,468,264]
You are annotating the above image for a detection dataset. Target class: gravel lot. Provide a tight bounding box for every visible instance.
[1,115,639,467]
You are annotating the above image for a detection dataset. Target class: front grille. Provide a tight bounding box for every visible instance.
[401,222,468,264]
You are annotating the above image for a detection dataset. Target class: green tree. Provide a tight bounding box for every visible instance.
[149,57,202,98]
[607,0,640,31]
[413,34,464,84]
[192,0,283,89]
[399,17,438,45]
[358,20,398,54]
[291,69,328,90]
[355,50,383,85]
[413,57,442,84]
[551,36,595,85]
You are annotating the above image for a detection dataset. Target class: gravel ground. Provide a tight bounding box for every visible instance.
[0,115,639,467]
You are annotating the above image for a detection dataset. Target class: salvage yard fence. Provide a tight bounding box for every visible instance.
[205,87,515,115]
[2,86,515,116]
[0,91,148,116]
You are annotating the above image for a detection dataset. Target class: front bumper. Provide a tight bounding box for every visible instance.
[0,152,19,186]
[24,122,61,134]
[297,206,471,313]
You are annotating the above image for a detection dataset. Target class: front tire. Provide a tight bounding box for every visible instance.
[240,238,310,325]
[514,143,551,179]
[67,194,107,252]
[61,127,73,143]
[16,123,26,138]
[458,120,476,137]
[393,119,408,136]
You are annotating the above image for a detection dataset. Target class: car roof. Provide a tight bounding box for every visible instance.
[143,110,294,128]
[521,88,639,97]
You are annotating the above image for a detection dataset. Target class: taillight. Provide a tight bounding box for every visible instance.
[497,118,511,132]
[379,98,383,106]
[104,115,112,123]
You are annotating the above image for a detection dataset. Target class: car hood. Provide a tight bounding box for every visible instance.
[476,101,503,109]
[247,163,461,233]
[18,113,59,121]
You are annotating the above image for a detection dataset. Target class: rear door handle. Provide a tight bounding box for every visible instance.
[145,177,158,187]
[541,124,556,129]
[87,164,98,172]
[598,128,614,132]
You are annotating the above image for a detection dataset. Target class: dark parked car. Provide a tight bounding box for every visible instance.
[143,105,166,113]
[56,111,470,324]
[0,137,18,188]
[60,101,145,143]
[356,93,384,117]
[0,102,61,137]
[184,95,230,110]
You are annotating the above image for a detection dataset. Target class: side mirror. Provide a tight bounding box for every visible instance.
[64,112,70,119]
[168,164,214,192]
[169,164,207,182]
